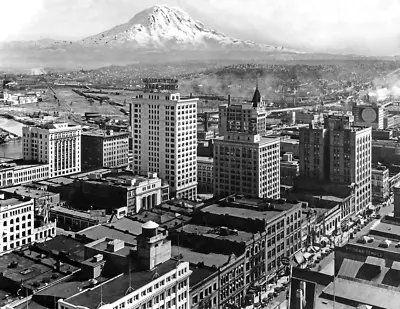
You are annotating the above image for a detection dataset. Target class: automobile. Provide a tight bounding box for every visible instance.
[273,291,279,297]
[376,214,382,219]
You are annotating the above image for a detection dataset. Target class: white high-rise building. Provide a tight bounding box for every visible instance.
[22,123,82,178]
[130,92,198,200]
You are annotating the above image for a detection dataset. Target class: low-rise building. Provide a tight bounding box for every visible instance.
[71,170,169,214]
[59,221,192,309]
[0,194,56,254]
[187,195,303,301]
[280,152,299,186]
[372,165,390,202]
[0,159,50,188]
[49,206,111,232]
[197,156,213,193]
[0,184,60,214]
[81,130,129,171]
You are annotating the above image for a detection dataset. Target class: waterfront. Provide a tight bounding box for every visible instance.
[0,117,23,159]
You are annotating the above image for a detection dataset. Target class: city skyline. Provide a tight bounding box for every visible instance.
[1,0,400,56]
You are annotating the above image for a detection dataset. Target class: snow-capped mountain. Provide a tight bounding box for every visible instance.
[81,5,298,52]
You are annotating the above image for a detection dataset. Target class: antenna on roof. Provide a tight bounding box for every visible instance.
[125,260,134,295]
[97,284,106,308]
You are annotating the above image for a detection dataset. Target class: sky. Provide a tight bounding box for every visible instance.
[1,0,400,56]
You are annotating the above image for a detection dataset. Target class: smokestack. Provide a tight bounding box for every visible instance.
[228,95,231,106]
[190,93,193,98]
[204,112,209,132]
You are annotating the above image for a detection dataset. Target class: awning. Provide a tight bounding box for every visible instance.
[303,252,312,260]
[365,256,385,267]
[369,205,375,210]
[294,252,305,265]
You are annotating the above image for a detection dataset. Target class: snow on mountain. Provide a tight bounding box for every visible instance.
[81,5,298,52]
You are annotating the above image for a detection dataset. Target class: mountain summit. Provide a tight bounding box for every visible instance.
[81,5,296,52]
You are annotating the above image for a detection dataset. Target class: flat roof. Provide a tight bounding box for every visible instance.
[181,224,253,243]
[35,235,86,262]
[65,259,179,309]
[171,246,231,268]
[106,217,144,235]
[0,197,27,207]
[90,239,133,257]
[51,206,110,221]
[189,266,217,288]
[348,233,400,255]
[77,225,137,246]
[323,277,400,309]
[201,198,299,223]
[82,130,129,138]
[1,186,58,199]
[0,252,78,290]
[197,156,213,164]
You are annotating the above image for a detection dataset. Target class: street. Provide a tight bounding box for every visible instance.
[311,201,394,275]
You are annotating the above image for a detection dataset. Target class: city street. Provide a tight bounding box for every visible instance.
[311,201,394,275]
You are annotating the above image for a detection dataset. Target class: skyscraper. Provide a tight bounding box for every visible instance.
[130,92,198,200]
[22,123,81,178]
[299,114,372,214]
[213,132,280,199]
[219,88,268,137]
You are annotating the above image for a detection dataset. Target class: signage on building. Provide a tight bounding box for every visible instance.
[281,257,290,266]
[357,106,379,124]
[345,245,384,258]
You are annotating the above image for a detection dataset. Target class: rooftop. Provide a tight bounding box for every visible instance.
[201,197,300,223]
[34,235,86,262]
[349,230,400,253]
[322,277,400,309]
[0,197,29,208]
[197,156,214,164]
[105,217,145,235]
[51,206,110,222]
[171,246,232,268]
[90,238,133,257]
[82,130,129,138]
[181,224,254,243]
[77,225,137,246]
[189,266,217,289]
[1,185,58,199]
[0,251,78,291]
[65,259,180,309]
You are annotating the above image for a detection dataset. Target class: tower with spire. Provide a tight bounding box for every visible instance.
[219,85,268,136]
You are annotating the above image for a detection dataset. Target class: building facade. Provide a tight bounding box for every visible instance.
[0,161,49,188]
[299,115,372,214]
[280,152,299,186]
[218,89,268,137]
[372,165,390,202]
[23,123,82,178]
[213,133,280,199]
[130,92,198,200]
[197,156,213,194]
[81,130,129,171]
[0,194,56,254]
[73,171,168,214]
[59,221,192,309]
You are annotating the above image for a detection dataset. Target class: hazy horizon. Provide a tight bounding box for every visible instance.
[1,0,400,56]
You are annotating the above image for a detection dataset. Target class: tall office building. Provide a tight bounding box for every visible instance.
[219,88,268,136]
[130,92,198,200]
[299,114,372,214]
[22,123,82,178]
[213,132,280,199]
[81,130,129,171]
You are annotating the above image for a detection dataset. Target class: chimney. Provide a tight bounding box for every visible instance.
[228,95,231,106]
[204,112,209,132]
